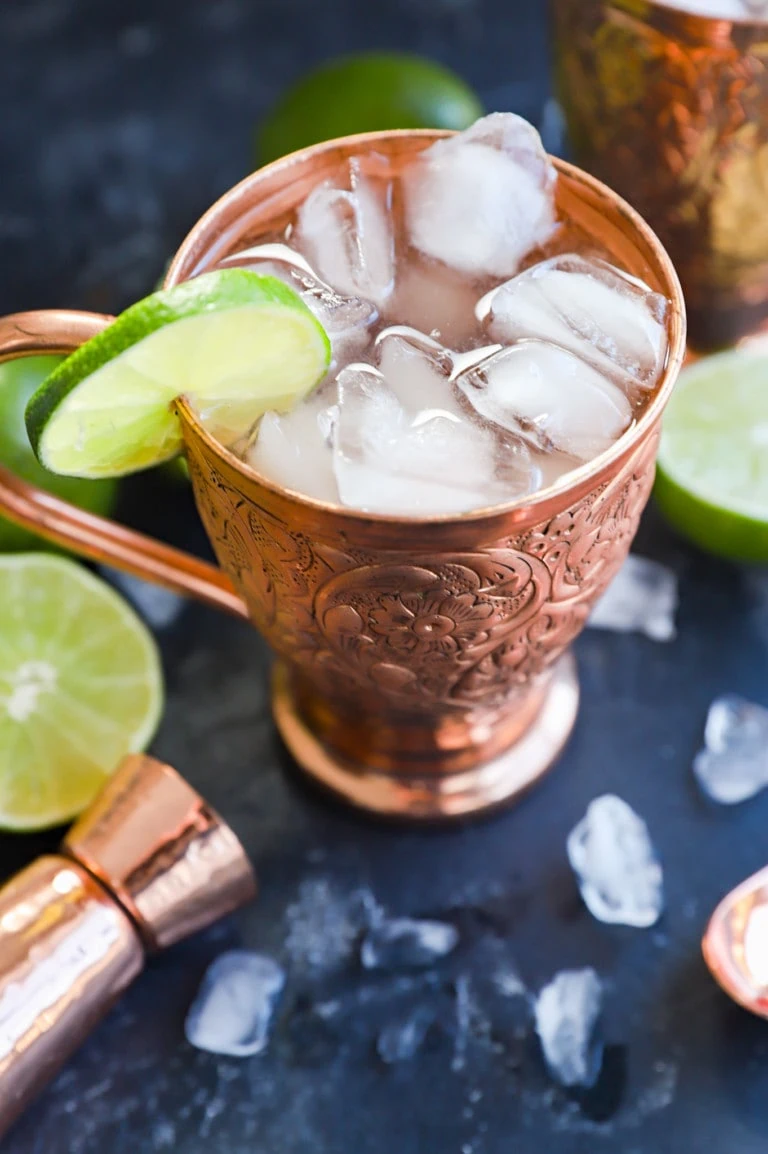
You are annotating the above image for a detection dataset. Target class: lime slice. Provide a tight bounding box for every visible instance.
[0,554,163,830]
[655,347,768,562]
[0,356,118,550]
[258,53,484,164]
[26,269,331,479]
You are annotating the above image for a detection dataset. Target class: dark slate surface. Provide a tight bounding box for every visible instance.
[3,1,768,1151]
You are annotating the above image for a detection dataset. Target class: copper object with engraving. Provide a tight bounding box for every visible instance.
[551,0,768,350]
[0,754,256,1139]
[0,131,686,820]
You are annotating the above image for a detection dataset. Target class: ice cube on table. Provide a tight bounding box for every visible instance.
[297,160,394,305]
[588,555,678,642]
[483,254,668,393]
[246,391,339,502]
[220,242,377,364]
[333,364,537,516]
[534,968,604,1089]
[693,694,768,804]
[184,950,285,1057]
[377,1006,435,1063]
[567,795,664,928]
[458,340,632,462]
[403,112,557,278]
[361,916,459,971]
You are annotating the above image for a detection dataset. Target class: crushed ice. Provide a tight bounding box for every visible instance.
[284,878,378,974]
[534,968,604,1088]
[694,694,768,804]
[588,555,678,642]
[567,795,664,927]
[361,916,459,971]
[376,1006,435,1064]
[184,951,285,1057]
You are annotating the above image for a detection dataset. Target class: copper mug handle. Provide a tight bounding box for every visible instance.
[0,310,248,619]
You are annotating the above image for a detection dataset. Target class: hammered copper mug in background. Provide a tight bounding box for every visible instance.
[551,0,768,350]
[0,130,685,821]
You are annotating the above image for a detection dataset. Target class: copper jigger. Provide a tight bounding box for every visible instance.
[0,754,256,1139]
[0,131,686,820]
[551,0,768,350]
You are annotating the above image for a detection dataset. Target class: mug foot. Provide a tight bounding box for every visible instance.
[271,653,579,821]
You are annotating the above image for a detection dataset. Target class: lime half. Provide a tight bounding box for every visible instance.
[656,347,768,562]
[26,269,331,479]
[0,554,163,830]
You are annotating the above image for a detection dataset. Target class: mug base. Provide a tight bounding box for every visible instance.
[271,653,579,821]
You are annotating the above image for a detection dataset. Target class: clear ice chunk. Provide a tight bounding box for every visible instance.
[376,1006,435,1063]
[567,794,664,928]
[220,242,376,364]
[361,916,459,971]
[375,330,457,412]
[403,112,558,278]
[297,160,394,305]
[588,555,678,642]
[246,392,339,503]
[693,694,768,804]
[458,340,632,461]
[483,254,668,393]
[333,363,537,516]
[534,968,604,1089]
[184,950,285,1057]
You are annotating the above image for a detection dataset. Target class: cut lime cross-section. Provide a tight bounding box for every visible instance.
[26,269,331,479]
[655,346,768,562]
[0,554,163,830]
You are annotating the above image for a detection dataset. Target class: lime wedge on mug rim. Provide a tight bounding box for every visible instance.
[0,553,163,830]
[26,269,331,479]
[655,345,768,563]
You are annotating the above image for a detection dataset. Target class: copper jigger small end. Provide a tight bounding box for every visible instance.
[63,753,257,950]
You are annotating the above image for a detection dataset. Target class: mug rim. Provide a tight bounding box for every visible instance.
[167,128,687,528]
[604,0,768,31]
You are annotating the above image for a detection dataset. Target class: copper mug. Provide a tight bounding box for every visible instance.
[0,131,685,820]
[551,0,768,350]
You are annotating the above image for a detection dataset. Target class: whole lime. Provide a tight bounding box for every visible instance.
[258,53,484,165]
[0,356,117,551]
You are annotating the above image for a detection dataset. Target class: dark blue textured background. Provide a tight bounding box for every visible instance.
[3,2,768,1151]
